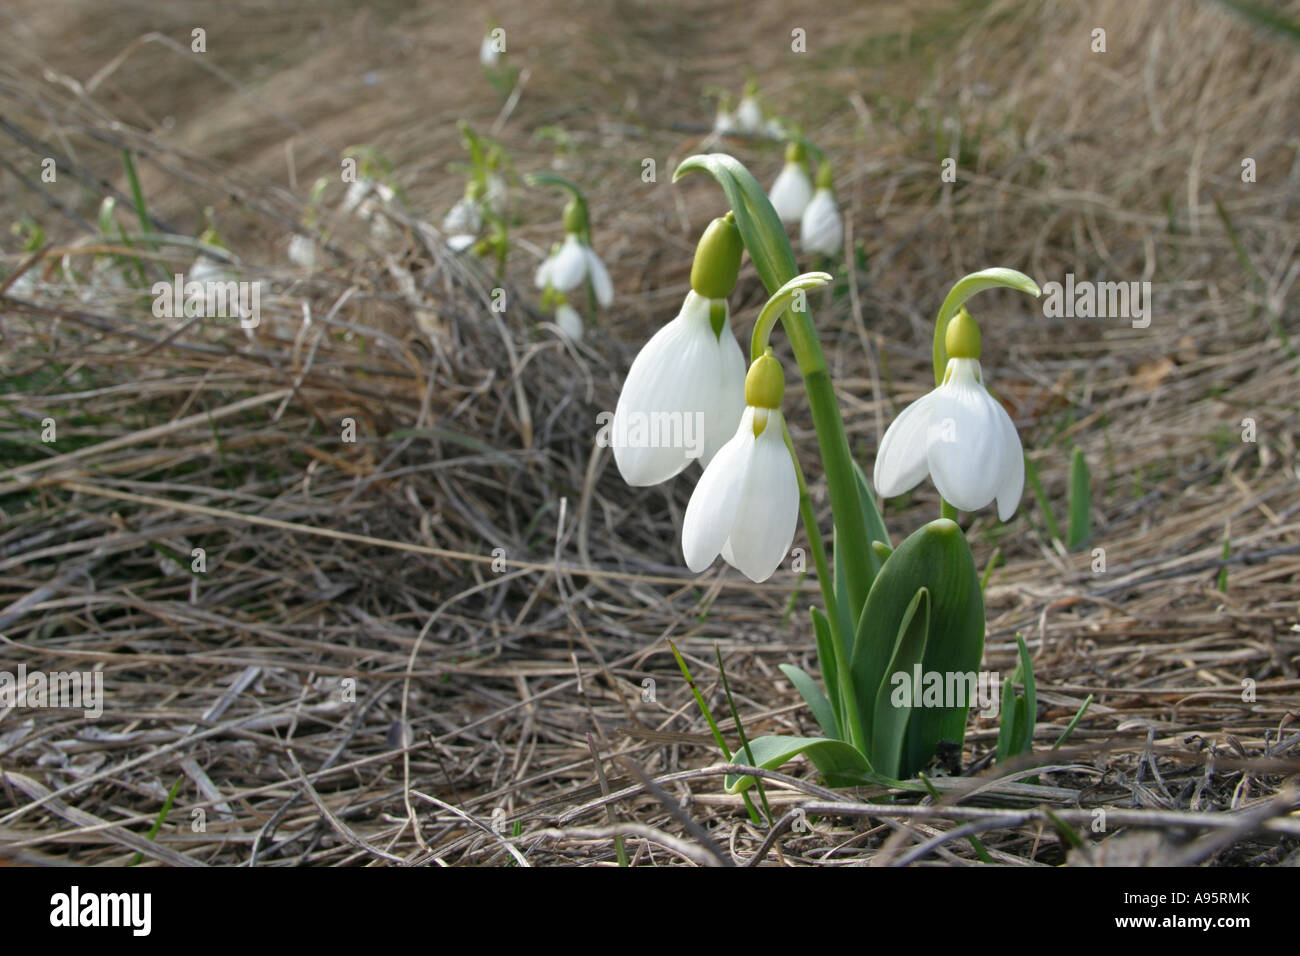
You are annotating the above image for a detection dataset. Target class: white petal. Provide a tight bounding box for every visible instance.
[584,246,614,307]
[547,234,587,292]
[287,235,318,270]
[770,163,813,225]
[447,234,476,252]
[555,304,584,341]
[700,306,747,466]
[612,293,725,485]
[874,392,935,498]
[800,188,843,256]
[736,97,763,132]
[534,253,556,289]
[442,198,480,234]
[485,173,508,217]
[682,409,756,572]
[925,359,1006,512]
[721,411,799,582]
[993,402,1024,521]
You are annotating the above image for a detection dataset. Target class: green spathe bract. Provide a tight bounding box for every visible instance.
[851,518,984,778]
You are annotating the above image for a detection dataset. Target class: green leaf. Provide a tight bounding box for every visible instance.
[1024,453,1062,543]
[809,607,841,733]
[1014,634,1037,754]
[779,663,839,740]
[853,460,891,575]
[850,518,984,777]
[994,676,1017,764]
[1051,694,1093,750]
[673,153,797,293]
[723,735,875,794]
[1066,448,1091,551]
[931,268,1041,386]
[870,588,931,779]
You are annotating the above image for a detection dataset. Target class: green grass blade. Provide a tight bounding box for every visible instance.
[1066,448,1091,551]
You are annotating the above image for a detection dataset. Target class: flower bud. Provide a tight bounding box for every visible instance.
[944,306,982,360]
[745,348,785,412]
[689,212,744,300]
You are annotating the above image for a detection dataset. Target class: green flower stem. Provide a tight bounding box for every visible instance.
[759,310,873,622]
[782,422,864,753]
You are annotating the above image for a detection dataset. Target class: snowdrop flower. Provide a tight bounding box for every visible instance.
[554,301,584,341]
[873,309,1024,519]
[800,164,843,256]
[611,214,746,485]
[533,200,613,307]
[442,181,484,252]
[340,177,374,215]
[357,182,397,242]
[480,27,504,67]
[713,93,738,135]
[736,95,763,134]
[682,350,799,582]
[769,141,813,226]
[287,234,318,270]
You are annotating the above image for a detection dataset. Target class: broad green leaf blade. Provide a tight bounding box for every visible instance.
[853,460,891,574]
[722,735,875,794]
[851,518,984,777]
[870,588,930,779]
[779,663,839,740]
[1066,448,1091,551]
[809,607,842,733]
[673,153,797,292]
[931,268,1041,386]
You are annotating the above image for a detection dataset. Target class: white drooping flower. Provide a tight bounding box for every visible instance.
[356,182,397,242]
[534,232,613,307]
[341,177,376,215]
[480,31,502,67]
[873,311,1024,519]
[770,142,813,226]
[485,170,508,217]
[800,165,843,256]
[287,234,319,270]
[736,95,764,133]
[555,302,584,341]
[442,183,484,252]
[714,108,738,135]
[611,292,746,485]
[681,352,798,582]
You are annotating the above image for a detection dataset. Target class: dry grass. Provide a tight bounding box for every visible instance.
[0,0,1297,866]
